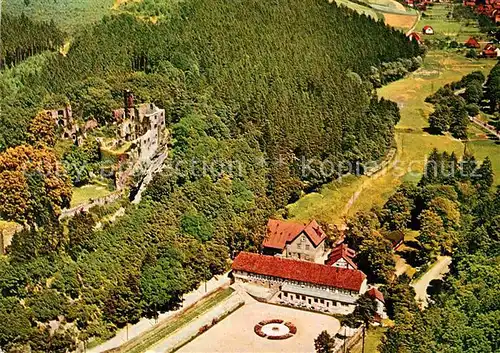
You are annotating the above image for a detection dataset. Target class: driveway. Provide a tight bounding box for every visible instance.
[411,256,451,308]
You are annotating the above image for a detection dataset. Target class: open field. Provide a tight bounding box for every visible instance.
[2,0,114,32]
[383,13,418,30]
[330,0,418,29]
[177,301,341,353]
[287,51,497,227]
[330,0,380,20]
[287,175,367,225]
[417,4,483,42]
[70,184,113,208]
[467,139,500,185]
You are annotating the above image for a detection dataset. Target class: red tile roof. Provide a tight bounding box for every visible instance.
[367,287,385,303]
[407,32,421,43]
[262,219,326,250]
[465,37,480,48]
[232,252,366,292]
[325,244,357,269]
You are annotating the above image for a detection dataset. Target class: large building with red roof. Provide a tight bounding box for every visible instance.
[232,251,368,314]
[262,219,327,263]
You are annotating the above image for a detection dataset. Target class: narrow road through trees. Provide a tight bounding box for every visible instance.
[411,256,451,309]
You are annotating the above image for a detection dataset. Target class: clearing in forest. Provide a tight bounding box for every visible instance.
[2,0,114,33]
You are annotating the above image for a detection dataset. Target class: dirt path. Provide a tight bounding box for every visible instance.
[411,256,451,308]
[471,116,500,139]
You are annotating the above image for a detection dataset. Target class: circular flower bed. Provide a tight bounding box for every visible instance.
[254,319,297,340]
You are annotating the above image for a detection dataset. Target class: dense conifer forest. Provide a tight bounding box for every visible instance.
[0,0,422,350]
[0,14,66,69]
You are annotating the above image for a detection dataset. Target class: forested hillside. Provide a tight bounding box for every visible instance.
[0,14,66,69]
[378,152,499,353]
[0,0,421,350]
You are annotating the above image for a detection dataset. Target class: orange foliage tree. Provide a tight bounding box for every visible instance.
[28,111,57,147]
[0,145,72,226]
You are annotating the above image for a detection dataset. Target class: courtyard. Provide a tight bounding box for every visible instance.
[177,300,340,353]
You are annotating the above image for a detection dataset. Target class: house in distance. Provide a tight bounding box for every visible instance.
[482,43,500,58]
[422,25,434,35]
[407,32,422,44]
[465,37,480,48]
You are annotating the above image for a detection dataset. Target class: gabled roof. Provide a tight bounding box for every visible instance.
[232,252,366,292]
[325,244,357,269]
[367,287,385,303]
[484,43,497,51]
[384,230,404,249]
[262,219,326,250]
[465,37,480,48]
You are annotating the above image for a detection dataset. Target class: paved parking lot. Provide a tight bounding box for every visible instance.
[177,300,340,353]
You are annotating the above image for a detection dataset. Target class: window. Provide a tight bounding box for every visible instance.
[284,292,288,297]
[320,299,324,304]
[314,298,318,303]
[305,244,310,250]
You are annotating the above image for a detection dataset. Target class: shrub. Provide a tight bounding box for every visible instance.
[466,103,480,116]
[254,324,266,337]
[285,322,297,334]
[466,49,478,59]
[199,324,210,334]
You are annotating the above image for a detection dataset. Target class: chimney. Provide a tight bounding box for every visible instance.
[124,90,135,118]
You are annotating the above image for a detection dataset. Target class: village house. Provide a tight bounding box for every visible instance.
[262,219,327,263]
[463,0,500,22]
[482,43,500,58]
[465,37,480,48]
[232,251,368,314]
[113,90,166,162]
[422,25,434,35]
[407,32,422,44]
[367,287,387,320]
[325,243,357,269]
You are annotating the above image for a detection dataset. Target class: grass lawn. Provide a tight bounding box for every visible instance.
[467,139,500,185]
[349,326,387,353]
[119,287,235,353]
[287,175,367,225]
[70,184,113,208]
